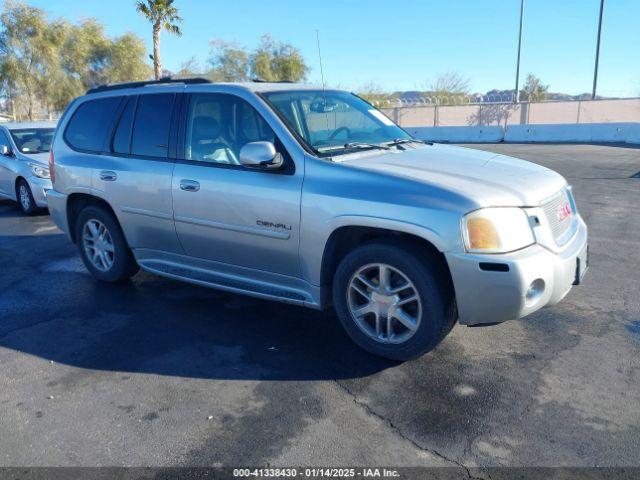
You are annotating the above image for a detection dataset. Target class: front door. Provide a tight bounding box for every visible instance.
[172,92,303,277]
[0,128,14,197]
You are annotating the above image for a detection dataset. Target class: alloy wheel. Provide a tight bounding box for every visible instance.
[82,219,115,272]
[347,263,422,344]
[19,184,30,211]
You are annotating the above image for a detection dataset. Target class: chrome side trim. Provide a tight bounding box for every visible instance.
[120,206,172,220]
[174,215,291,240]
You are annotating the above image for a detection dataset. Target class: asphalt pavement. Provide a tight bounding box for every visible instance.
[0,143,638,469]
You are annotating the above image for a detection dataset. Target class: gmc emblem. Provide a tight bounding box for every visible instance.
[557,203,572,222]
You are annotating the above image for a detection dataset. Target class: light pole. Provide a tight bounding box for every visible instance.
[514,0,525,103]
[592,0,605,100]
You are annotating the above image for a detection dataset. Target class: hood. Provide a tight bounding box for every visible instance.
[18,151,49,166]
[342,144,567,207]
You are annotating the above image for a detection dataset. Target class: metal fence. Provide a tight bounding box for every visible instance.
[369,92,607,108]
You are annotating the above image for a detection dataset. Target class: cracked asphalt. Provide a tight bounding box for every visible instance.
[0,144,639,468]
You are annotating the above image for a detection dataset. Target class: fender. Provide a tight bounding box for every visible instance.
[299,214,450,288]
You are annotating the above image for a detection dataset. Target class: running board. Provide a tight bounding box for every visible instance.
[138,260,310,305]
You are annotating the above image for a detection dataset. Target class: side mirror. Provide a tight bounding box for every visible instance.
[0,144,12,156]
[239,141,283,169]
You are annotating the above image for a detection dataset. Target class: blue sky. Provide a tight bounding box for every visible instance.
[7,0,640,96]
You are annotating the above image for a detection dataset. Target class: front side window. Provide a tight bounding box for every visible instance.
[0,129,11,148]
[262,90,411,157]
[65,97,122,152]
[185,93,275,166]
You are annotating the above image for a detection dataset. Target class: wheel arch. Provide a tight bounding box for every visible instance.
[66,192,119,244]
[318,222,455,307]
[14,175,27,194]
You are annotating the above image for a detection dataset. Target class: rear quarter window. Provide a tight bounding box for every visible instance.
[64,96,123,152]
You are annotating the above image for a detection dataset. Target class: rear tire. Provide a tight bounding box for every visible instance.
[75,204,139,282]
[16,179,38,215]
[333,240,456,361]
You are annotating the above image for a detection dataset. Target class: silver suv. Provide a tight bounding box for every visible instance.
[47,79,588,360]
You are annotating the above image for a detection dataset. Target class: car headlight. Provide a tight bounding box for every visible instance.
[28,163,50,179]
[462,207,534,253]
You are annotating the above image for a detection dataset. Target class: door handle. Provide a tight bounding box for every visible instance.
[99,170,117,182]
[179,179,200,192]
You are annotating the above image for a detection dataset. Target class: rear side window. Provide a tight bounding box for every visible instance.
[65,97,122,152]
[112,96,137,154]
[131,93,175,158]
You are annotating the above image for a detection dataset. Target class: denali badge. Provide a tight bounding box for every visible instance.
[557,203,572,222]
[257,220,292,231]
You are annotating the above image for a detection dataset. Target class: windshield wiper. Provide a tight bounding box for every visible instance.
[386,138,430,147]
[316,142,390,154]
[343,142,390,151]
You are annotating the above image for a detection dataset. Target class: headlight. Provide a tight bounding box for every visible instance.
[28,163,50,179]
[462,207,534,253]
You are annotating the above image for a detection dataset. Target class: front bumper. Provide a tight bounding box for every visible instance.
[28,176,53,208]
[445,216,588,325]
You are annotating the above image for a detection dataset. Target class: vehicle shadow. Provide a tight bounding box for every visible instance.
[0,198,49,219]
[0,231,397,382]
[0,198,20,216]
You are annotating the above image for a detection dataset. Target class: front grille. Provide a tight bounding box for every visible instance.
[542,189,575,245]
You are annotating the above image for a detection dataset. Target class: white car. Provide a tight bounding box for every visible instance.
[0,121,56,214]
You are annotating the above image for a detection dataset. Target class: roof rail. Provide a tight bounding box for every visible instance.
[251,78,296,84]
[86,77,211,94]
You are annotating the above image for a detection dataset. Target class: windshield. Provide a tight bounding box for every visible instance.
[261,90,412,157]
[9,128,55,154]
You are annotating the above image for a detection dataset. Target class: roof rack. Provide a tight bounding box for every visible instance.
[86,77,211,94]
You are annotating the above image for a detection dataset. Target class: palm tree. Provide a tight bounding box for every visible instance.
[135,0,182,80]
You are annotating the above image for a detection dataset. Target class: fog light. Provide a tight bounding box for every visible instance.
[525,279,545,305]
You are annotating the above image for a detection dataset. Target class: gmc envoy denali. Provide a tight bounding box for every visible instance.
[47,78,588,360]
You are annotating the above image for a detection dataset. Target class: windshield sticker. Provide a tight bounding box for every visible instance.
[368,109,395,126]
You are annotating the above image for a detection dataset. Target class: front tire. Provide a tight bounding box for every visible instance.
[75,205,139,282]
[333,241,456,361]
[16,179,38,215]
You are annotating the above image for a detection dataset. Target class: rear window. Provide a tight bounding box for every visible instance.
[64,97,122,152]
[131,93,175,158]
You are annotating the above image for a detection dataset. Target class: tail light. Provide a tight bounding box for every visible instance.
[48,149,55,183]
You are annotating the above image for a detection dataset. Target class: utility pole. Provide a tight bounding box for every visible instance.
[592,0,605,100]
[514,0,525,103]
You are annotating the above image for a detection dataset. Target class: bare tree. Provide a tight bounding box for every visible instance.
[356,82,393,107]
[428,71,470,104]
[174,56,203,77]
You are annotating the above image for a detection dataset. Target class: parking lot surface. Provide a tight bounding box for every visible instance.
[0,144,639,468]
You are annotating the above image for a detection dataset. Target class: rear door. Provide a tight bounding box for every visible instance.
[171,92,303,277]
[91,90,183,254]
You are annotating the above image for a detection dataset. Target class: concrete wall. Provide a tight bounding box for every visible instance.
[383,98,640,144]
[407,123,640,145]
